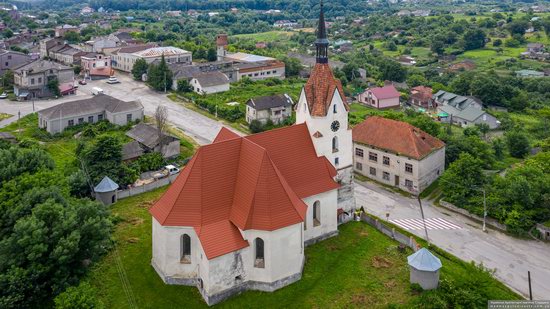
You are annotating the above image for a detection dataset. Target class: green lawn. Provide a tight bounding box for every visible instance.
[85,187,519,308]
[232,31,295,42]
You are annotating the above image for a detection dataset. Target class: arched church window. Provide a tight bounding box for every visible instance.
[254,238,265,268]
[180,234,191,264]
[313,201,321,227]
[332,136,338,153]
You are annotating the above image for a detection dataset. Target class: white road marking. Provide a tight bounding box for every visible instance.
[390,218,462,231]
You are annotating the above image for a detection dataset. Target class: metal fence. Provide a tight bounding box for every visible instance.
[361,214,420,252]
[118,174,178,199]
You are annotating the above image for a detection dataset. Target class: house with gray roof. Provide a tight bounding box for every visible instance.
[0,49,32,75]
[189,71,230,94]
[245,94,293,124]
[433,90,500,129]
[38,94,144,134]
[13,59,74,100]
[124,123,180,160]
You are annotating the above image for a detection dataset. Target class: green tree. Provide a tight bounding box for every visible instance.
[406,74,428,87]
[47,78,60,97]
[206,47,217,61]
[506,20,529,37]
[2,28,13,38]
[462,28,486,50]
[147,55,173,92]
[492,39,502,47]
[440,153,486,206]
[492,137,505,160]
[177,79,191,92]
[131,58,148,80]
[281,57,302,77]
[64,31,81,44]
[377,60,407,82]
[505,130,530,158]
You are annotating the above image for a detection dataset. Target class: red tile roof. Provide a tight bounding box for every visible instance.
[352,116,445,160]
[410,86,433,102]
[368,85,400,100]
[304,63,348,117]
[150,124,339,260]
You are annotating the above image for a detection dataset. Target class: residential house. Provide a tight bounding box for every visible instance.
[433,90,500,129]
[0,49,32,75]
[81,53,112,79]
[353,116,445,193]
[55,25,79,38]
[81,6,94,15]
[124,123,180,161]
[190,71,230,94]
[357,85,401,109]
[448,60,476,72]
[409,86,434,109]
[527,43,544,53]
[49,45,86,65]
[13,59,74,100]
[245,94,293,124]
[521,43,549,61]
[39,37,64,59]
[168,60,239,90]
[82,36,118,53]
[37,94,144,134]
[398,55,416,66]
[273,20,298,28]
[110,45,191,72]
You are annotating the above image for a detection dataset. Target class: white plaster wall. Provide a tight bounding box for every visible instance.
[241,223,304,284]
[202,248,246,295]
[152,218,201,279]
[106,108,144,125]
[353,143,445,193]
[378,97,400,109]
[201,83,230,94]
[296,88,353,170]
[302,189,338,242]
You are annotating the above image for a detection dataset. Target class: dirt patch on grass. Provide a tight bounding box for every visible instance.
[372,256,393,268]
[359,230,369,237]
[128,217,144,225]
[351,294,369,306]
[384,280,397,288]
[138,201,154,209]
[127,237,140,243]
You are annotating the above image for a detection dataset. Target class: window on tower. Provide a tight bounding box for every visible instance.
[333,104,337,114]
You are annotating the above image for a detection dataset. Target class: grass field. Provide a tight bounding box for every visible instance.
[232,31,295,42]
[84,187,519,308]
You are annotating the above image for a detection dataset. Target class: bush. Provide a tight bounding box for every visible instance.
[54,283,104,309]
[249,119,264,133]
[505,130,530,158]
[135,152,165,173]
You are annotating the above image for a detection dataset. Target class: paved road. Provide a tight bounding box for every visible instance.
[354,180,550,300]
[0,73,239,144]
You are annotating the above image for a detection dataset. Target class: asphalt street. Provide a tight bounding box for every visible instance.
[354,180,550,300]
[0,73,240,144]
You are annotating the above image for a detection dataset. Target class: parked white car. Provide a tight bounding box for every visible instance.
[106,76,120,84]
[91,87,104,95]
[165,165,180,175]
[0,92,7,99]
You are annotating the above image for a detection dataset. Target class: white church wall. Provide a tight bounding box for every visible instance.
[242,223,304,285]
[152,218,201,279]
[303,189,338,242]
[202,248,247,296]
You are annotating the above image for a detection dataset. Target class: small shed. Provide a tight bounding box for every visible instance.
[407,248,442,290]
[94,176,119,206]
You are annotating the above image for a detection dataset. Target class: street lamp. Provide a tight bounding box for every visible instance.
[473,186,488,233]
[408,184,430,246]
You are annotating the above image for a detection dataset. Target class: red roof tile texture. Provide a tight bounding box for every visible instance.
[304,63,348,117]
[150,123,338,260]
[352,116,445,160]
[410,86,433,102]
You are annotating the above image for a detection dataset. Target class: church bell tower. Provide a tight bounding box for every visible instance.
[295,1,355,213]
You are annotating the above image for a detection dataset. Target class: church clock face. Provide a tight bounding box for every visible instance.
[331,121,340,132]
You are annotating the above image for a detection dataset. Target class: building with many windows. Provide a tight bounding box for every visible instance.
[352,116,445,193]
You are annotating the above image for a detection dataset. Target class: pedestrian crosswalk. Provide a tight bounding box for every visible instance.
[389,218,462,231]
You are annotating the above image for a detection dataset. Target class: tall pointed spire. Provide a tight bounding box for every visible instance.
[315,0,329,64]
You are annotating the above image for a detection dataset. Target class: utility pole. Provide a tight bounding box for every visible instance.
[528,271,533,300]
[164,71,167,93]
[417,196,430,246]
[482,188,487,233]
[32,98,35,112]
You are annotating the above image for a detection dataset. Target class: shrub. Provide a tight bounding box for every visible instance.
[54,283,104,309]
[505,130,530,158]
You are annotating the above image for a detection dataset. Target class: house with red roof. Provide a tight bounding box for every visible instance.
[357,85,401,109]
[149,5,352,305]
[352,116,445,193]
[409,86,435,109]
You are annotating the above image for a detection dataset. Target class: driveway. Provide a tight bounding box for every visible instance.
[354,180,550,300]
[0,74,240,145]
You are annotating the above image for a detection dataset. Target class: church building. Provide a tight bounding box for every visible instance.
[149,2,355,305]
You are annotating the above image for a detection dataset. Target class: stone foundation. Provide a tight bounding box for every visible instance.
[304,230,339,246]
[152,258,305,306]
